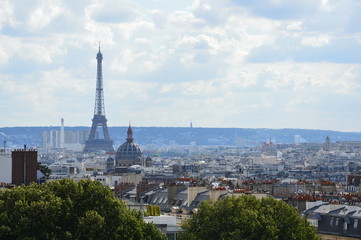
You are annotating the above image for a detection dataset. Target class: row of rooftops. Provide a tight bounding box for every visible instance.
[119,180,272,214]
[288,192,361,203]
[136,187,214,214]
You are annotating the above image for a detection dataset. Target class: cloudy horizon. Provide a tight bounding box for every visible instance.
[1,0,361,132]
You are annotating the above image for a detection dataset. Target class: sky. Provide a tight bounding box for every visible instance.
[1,0,361,131]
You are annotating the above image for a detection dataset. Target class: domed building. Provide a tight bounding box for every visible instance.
[115,124,144,167]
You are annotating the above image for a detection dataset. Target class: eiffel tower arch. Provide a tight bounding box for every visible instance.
[83,47,115,153]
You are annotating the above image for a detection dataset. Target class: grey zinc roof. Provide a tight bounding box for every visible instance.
[147,188,173,212]
[121,187,136,198]
[330,206,358,216]
[174,189,188,201]
[312,204,345,214]
[187,191,210,209]
[149,189,167,203]
[350,208,361,219]
[305,204,361,219]
[143,189,159,196]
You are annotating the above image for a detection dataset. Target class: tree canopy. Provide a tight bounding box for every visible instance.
[180,195,319,240]
[0,179,166,240]
[37,163,52,178]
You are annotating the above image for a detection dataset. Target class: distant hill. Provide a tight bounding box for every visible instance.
[1,126,361,148]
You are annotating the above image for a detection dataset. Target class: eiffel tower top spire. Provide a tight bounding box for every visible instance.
[94,43,105,116]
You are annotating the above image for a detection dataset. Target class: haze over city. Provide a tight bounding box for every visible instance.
[1,0,361,132]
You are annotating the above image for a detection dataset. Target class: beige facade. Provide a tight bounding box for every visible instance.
[319,233,361,240]
[187,186,207,207]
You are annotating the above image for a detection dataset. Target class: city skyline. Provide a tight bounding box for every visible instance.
[1,0,361,131]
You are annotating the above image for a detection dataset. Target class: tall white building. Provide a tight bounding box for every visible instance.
[294,135,306,144]
[236,138,246,148]
[60,118,65,148]
[50,130,60,148]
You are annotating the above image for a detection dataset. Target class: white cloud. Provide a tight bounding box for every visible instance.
[28,0,65,30]
[0,45,10,65]
[286,21,304,31]
[301,35,330,47]
[319,0,333,11]
[181,80,215,96]
[0,0,16,30]
[285,96,313,111]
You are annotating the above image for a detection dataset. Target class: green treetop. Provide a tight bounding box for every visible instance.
[179,195,319,240]
[0,179,166,240]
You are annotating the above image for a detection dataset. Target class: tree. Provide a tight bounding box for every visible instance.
[179,195,319,240]
[37,163,52,178]
[145,205,161,216]
[0,179,166,240]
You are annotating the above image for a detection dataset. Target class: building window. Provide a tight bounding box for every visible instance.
[330,217,334,226]
[335,218,339,226]
[354,219,359,228]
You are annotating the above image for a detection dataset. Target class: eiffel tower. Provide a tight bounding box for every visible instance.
[83,46,115,153]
